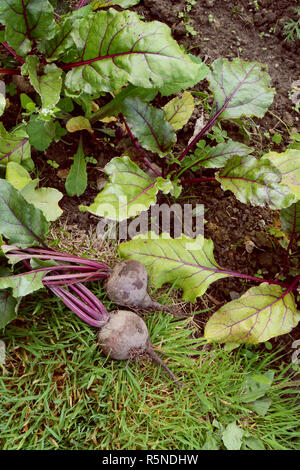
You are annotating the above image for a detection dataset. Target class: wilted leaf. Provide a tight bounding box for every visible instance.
[163,91,194,131]
[204,283,300,344]
[65,137,87,197]
[22,56,62,109]
[0,0,56,55]
[118,233,232,302]
[64,9,201,96]
[208,58,275,119]
[66,116,93,134]
[216,155,296,210]
[0,179,49,247]
[80,156,160,221]
[264,150,300,199]
[123,97,176,156]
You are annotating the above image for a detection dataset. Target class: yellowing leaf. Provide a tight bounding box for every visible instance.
[204,283,300,344]
[163,91,194,130]
[66,116,93,134]
[6,161,31,190]
[264,150,300,199]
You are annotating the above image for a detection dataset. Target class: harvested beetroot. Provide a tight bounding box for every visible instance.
[106,260,174,312]
[97,309,183,386]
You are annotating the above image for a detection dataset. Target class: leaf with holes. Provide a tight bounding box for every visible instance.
[0,179,49,247]
[280,201,300,235]
[0,0,56,56]
[163,91,194,131]
[263,150,300,200]
[0,123,33,170]
[204,283,300,344]
[123,97,176,156]
[22,55,62,109]
[207,58,275,119]
[80,156,162,221]
[118,233,232,302]
[215,155,296,210]
[63,8,201,96]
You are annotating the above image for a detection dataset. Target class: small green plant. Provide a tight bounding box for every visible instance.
[178,0,198,37]
[283,7,300,42]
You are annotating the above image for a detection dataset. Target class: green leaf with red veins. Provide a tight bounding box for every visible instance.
[80,156,161,221]
[0,123,32,170]
[204,283,300,344]
[208,58,275,119]
[280,201,300,234]
[38,19,74,62]
[263,150,300,200]
[22,56,62,109]
[118,233,232,302]
[215,155,296,210]
[0,289,18,328]
[123,97,176,156]
[0,0,56,56]
[163,91,194,131]
[187,140,253,170]
[0,179,49,248]
[0,271,45,297]
[64,8,201,96]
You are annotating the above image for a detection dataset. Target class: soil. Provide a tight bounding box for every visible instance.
[1,0,300,350]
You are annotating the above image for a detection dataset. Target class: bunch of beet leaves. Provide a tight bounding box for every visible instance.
[0,0,300,384]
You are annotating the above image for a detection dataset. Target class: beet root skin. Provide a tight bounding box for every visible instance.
[106,260,171,311]
[97,309,183,386]
[106,260,149,308]
[97,310,149,360]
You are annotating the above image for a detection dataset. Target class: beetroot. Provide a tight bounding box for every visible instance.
[106,260,175,313]
[97,309,183,386]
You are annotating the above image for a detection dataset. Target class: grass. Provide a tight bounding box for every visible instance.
[1,280,300,450]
